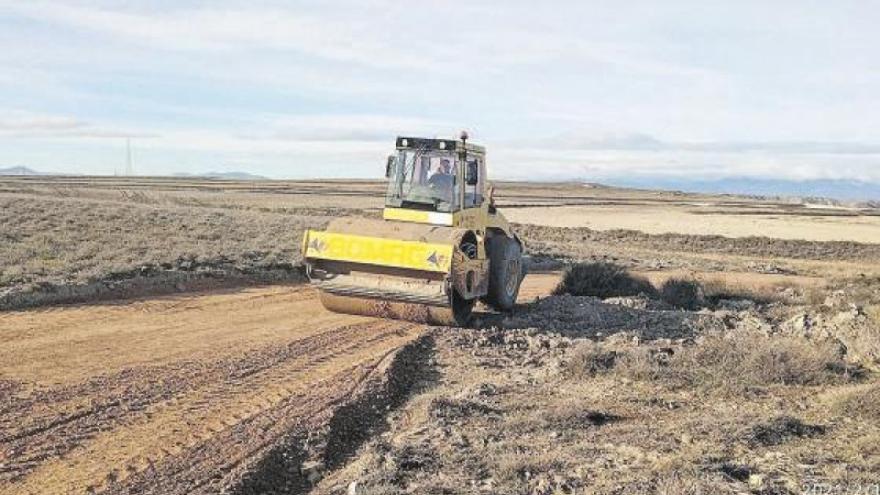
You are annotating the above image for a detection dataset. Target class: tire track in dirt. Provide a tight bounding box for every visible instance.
[0,285,424,495]
[0,274,560,495]
[0,320,400,482]
[7,323,418,495]
[114,358,387,495]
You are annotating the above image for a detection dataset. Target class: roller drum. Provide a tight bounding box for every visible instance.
[318,291,473,327]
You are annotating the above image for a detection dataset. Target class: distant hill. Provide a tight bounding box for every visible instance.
[604,177,880,205]
[0,166,44,175]
[174,171,268,180]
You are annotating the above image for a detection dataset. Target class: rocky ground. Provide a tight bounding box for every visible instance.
[315,281,880,495]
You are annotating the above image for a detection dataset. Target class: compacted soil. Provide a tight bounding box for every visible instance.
[0,284,425,494]
[0,275,560,495]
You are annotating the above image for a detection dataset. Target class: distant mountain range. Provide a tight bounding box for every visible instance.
[3,164,878,204]
[0,166,45,175]
[604,177,880,204]
[0,166,267,181]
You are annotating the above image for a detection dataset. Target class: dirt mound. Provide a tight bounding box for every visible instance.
[781,306,880,370]
[0,262,304,311]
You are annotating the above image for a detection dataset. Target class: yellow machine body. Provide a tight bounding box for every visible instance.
[303,230,453,273]
[302,135,524,326]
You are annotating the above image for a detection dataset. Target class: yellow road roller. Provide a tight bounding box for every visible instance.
[302,133,526,326]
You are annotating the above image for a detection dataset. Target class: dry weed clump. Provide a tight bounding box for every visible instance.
[554,262,656,298]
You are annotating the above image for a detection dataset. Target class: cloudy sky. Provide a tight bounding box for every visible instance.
[1,0,879,182]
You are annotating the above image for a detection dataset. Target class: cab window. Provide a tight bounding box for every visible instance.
[463,157,484,208]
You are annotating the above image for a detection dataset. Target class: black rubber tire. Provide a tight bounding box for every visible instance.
[484,235,523,311]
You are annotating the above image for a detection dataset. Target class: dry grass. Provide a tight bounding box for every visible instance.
[5,177,877,306]
[867,305,880,326]
[495,451,565,487]
[831,383,880,420]
[625,333,853,392]
[567,332,855,393]
[698,277,803,305]
[0,193,325,291]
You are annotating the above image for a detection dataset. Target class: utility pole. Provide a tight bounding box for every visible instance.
[125,138,133,176]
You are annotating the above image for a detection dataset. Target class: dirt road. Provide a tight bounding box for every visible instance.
[0,275,558,494]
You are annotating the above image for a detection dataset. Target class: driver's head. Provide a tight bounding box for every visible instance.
[439,159,451,174]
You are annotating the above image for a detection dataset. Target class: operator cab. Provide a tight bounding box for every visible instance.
[385,134,486,214]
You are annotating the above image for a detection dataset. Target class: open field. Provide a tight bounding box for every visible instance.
[506,204,880,242]
[3,176,880,309]
[2,176,880,494]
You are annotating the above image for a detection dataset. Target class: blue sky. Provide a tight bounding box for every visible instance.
[1,0,879,181]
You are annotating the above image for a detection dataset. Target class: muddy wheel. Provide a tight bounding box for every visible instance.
[484,235,524,311]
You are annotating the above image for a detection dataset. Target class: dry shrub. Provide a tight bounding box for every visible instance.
[660,278,704,310]
[554,262,656,298]
[617,332,853,392]
[613,346,670,382]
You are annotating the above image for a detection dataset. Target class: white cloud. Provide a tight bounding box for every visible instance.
[248,114,459,142]
[3,2,440,70]
[0,110,155,138]
[1,1,880,184]
[0,112,85,131]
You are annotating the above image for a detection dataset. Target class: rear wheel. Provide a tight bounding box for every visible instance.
[484,235,524,311]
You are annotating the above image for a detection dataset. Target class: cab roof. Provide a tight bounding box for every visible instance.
[395,136,485,154]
